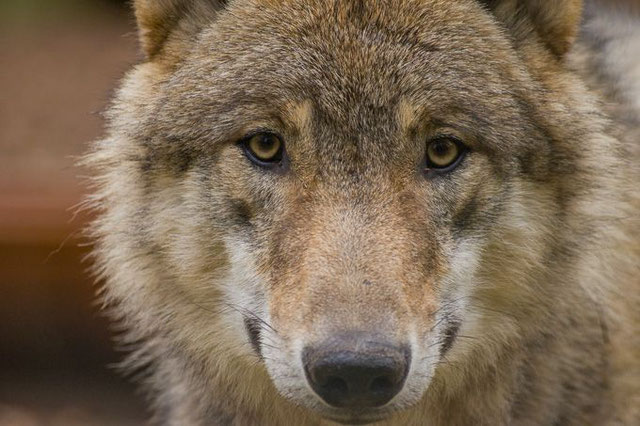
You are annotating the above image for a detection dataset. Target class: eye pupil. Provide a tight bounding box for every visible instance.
[432,140,451,156]
[258,135,273,150]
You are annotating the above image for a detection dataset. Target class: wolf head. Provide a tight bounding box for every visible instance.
[90,0,620,423]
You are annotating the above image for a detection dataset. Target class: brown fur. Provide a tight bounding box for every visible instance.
[85,0,639,424]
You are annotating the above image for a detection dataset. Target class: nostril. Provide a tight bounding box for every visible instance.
[370,375,393,394]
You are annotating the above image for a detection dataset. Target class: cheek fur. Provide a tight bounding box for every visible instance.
[219,237,272,360]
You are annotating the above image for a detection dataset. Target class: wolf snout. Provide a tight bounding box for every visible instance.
[302,334,410,409]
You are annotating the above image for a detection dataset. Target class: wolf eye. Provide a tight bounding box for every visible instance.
[242,132,284,166]
[425,137,466,171]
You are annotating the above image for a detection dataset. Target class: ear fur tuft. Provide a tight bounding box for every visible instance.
[134,0,227,59]
[481,0,583,57]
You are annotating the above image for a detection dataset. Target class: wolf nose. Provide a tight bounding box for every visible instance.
[302,334,410,409]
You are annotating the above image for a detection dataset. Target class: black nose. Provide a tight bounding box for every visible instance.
[302,334,410,409]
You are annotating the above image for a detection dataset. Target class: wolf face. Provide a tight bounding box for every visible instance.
[89,0,636,424]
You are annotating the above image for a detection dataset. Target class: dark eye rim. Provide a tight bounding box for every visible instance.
[424,136,468,174]
[239,131,286,169]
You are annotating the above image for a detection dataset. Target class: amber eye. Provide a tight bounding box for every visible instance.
[426,137,465,171]
[242,132,284,166]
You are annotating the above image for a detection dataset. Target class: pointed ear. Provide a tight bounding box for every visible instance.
[134,0,228,59]
[481,0,583,57]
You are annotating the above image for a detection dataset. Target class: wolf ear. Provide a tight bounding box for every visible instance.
[480,0,583,57]
[134,0,228,59]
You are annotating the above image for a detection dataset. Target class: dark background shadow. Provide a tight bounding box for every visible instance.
[1,1,148,424]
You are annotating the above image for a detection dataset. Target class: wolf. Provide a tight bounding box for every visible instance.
[85,0,639,424]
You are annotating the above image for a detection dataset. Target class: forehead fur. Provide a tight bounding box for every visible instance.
[140,0,540,160]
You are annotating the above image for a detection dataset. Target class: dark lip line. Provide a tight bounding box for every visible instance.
[440,320,461,356]
[243,316,263,359]
[322,414,389,425]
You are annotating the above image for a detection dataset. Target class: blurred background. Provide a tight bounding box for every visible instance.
[1,1,148,424]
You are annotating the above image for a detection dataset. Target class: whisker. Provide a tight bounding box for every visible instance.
[455,334,478,340]
[224,302,279,334]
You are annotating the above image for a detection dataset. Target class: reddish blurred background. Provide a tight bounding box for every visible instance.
[1,1,148,424]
